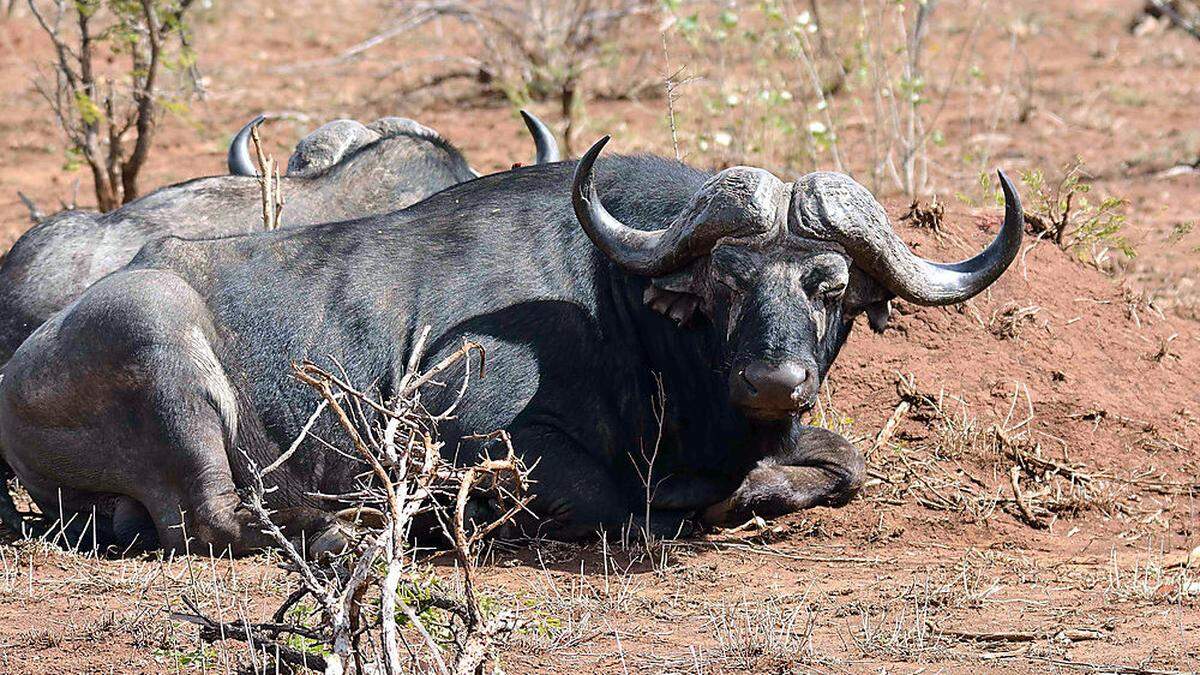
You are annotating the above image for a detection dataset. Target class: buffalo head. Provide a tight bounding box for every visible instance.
[227,110,561,178]
[572,137,1023,422]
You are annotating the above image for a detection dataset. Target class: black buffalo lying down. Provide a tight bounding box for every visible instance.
[0,136,1022,553]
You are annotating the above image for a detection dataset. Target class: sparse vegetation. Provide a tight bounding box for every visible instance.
[27,0,201,211]
[1020,158,1136,270]
[660,0,991,195]
[330,0,657,155]
[0,1,1198,673]
[702,597,815,670]
[172,335,531,673]
[864,373,1155,530]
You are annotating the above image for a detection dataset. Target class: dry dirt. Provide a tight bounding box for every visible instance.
[0,0,1198,673]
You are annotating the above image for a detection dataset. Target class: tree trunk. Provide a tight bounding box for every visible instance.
[561,78,578,158]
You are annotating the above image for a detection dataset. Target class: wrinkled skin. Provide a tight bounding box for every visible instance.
[0,149,1019,554]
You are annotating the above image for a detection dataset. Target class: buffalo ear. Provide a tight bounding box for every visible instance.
[866,300,891,333]
[847,266,894,333]
[645,267,701,327]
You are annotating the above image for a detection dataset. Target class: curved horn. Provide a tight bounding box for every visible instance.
[572,136,691,276]
[227,114,266,176]
[795,170,1023,306]
[520,109,561,164]
[573,137,787,276]
[916,170,1024,301]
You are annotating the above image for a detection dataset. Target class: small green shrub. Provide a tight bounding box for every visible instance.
[1019,159,1135,270]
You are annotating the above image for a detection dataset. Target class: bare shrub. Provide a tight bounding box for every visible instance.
[174,331,533,674]
[27,0,201,211]
[338,0,656,155]
[851,0,940,195]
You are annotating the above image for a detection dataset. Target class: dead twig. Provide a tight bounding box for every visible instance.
[250,123,283,231]
[872,401,910,455]
[898,196,945,234]
[178,328,529,673]
[169,596,328,671]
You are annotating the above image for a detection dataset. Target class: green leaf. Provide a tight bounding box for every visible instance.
[73,91,103,125]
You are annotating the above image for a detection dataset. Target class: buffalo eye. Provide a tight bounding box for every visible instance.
[818,280,847,302]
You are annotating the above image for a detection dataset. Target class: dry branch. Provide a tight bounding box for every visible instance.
[250,124,284,231]
[177,332,529,673]
[16,191,44,223]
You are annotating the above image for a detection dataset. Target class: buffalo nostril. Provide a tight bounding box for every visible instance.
[739,368,759,396]
[788,370,811,402]
[741,361,808,404]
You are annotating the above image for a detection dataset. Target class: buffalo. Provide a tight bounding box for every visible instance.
[0,110,558,533]
[0,136,1022,552]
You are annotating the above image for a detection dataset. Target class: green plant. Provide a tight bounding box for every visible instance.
[281,599,333,657]
[660,1,990,196]
[153,645,217,670]
[1167,220,1194,245]
[1020,158,1135,269]
[661,1,832,172]
[29,0,201,211]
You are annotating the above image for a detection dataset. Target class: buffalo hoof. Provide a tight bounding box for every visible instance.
[702,452,864,527]
[275,506,384,560]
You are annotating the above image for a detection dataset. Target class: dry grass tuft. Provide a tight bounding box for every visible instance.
[899,195,946,234]
[864,374,1157,531]
[701,597,816,671]
[988,302,1042,340]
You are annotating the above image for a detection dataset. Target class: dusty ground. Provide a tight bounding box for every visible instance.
[0,0,1197,673]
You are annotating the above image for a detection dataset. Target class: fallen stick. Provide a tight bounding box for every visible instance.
[1009,466,1047,529]
[872,401,910,452]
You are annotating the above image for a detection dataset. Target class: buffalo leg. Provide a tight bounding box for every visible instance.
[142,380,345,557]
[703,426,864,526]
[500,426,692,540]
[0,269,340,558]
[136,380,278,556]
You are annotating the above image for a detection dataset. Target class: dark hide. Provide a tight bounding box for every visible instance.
[0,119,475,369]
[0,154,1013,552]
